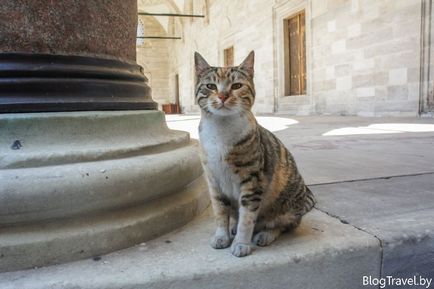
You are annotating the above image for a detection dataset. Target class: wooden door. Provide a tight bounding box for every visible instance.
[287,11,306,95]
[224,46,234,67]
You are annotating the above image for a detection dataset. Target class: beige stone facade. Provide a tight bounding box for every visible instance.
[136,16,171,108]
[138,0,434,116]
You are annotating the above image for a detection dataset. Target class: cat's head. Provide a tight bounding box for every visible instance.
[194,51,255,116]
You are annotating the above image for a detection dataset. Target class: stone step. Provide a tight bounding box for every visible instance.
[0,176,209,273]
[0,208,381,289]
[312,174,434,279]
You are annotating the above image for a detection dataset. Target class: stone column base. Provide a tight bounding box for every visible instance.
[0,111,209,272]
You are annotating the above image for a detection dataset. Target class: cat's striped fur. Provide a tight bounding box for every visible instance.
[195,51,315,257]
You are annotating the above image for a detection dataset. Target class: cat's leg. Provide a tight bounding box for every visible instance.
[202,166,232,249]
[231,190,262,257]
[209,192,232,249]
[252,213,301,247]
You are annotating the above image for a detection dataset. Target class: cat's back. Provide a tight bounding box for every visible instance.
[256,124,315,215]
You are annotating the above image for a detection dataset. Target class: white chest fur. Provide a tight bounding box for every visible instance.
[199,114,251,201]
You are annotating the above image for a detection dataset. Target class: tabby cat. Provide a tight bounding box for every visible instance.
[194,51,315,257]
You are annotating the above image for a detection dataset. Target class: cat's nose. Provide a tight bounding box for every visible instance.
[218,93,228,103]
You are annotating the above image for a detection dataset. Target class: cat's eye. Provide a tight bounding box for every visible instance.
[206,83,217,90]
[231,83,242,90]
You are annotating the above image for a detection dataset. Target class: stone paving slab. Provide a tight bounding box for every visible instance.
[0,209,381,289]
[312,174,434,279]
[291,137,434,185]
[166,115,434,184]
[274,117,434,185]
[280,116,434,281]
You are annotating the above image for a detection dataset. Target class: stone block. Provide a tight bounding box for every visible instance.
[387,85,409,101]
[374,100,418,114]
[313,80,337,91]
[347,23,361,38]
[327,20,336,32]
[325,66,335,80]
[364,36,417,58]
[347,27,393,49]
[336,76,352,90]
[388,68,408,85]
[407,67,420,83]
[353,58,375,71]
[352,72,387,88]
[351,0,360,13]
[408,83,420,101]
[356,87,375,98]
[375,87,387,101]
[335,64,351,77]
[332,39,346,54]
[311,0,328,18]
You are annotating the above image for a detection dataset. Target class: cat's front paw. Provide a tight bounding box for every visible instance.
[230,242,252,257]
[210,234,231,249]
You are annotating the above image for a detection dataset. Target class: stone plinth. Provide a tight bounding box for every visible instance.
[0,111,209,272]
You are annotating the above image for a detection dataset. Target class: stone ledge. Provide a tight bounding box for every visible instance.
[0,175,209,273]
[312,174,434,279]
[0,111,187,169]
[0,208,381,289]
[0,143,203,225]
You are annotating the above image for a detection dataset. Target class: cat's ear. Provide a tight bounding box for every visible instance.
[194,52,211,77]
[239,51,254,77]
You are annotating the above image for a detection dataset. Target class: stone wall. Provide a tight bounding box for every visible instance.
[309,0,422,116]
[145,0,426,116]
[167,0,276,114]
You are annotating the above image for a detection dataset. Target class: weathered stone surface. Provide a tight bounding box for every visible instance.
[274,116,434,184]
[0,0,137,62]
[0,111,202,224]
[0,209,381,289]
[150,0,425,116]
[274,115,434,280]
[0,111,209,272]
[0,175,209,273]
[313,175,434,279]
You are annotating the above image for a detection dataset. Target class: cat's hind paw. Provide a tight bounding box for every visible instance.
[210,234,231,249]
[252,229,281,247]
[230,242,251,257]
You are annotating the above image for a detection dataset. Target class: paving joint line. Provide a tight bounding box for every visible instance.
[308,171,434,187]
[314,206,385,280]
[309,171,434,276]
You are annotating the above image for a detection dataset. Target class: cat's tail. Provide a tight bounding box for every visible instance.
[303,186,316,213]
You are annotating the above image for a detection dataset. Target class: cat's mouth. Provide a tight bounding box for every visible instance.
[216,103,228,109]
[217,101,235,110]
